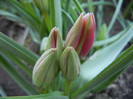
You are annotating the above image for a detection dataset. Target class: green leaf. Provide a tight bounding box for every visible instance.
[87,0,93,12]
[73,0,85,13]
[0,86,6,97]
[0,53,39,95]
[0,10,23,23]
[62,9,74,25]
[107,0,123,36]
[69,7,78,22]
[0,48,32,77]
[29,29,41,44]
[72,45,133,99]
[0,92,69,99]
[81,1,114,8]
[0,32,39,65]
[40,37,48,53]
[97,24,107,41]
[50,0,62,33]
[8,0,40,26]
[5,0,44,43]
[0,2,41,43]
[70,24,133,98]
[93,29,126,47]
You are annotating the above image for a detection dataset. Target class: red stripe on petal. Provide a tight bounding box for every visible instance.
[79,31,95,57]
[52,28,57,48]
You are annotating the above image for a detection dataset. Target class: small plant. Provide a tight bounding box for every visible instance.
[0,0,133,99]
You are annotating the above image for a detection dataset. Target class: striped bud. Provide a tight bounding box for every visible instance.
[32,48,59,87]
[65,13,95,57]
[60,47,80,82]
[46,27,63,60]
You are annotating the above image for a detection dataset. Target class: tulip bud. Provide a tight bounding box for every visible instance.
[46,27,63,60]
[32,48,59,87]
[60,47,80,82]
[65,13,95,57]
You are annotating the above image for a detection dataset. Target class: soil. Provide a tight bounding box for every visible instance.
[0,1,133,99]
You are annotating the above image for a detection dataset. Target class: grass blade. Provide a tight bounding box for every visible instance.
[0,48,32,77]
[50,0,62,33]
[0,32,39,65]
[0,86,6,97]
[1,91,68,99]
[0,53,39,95]
[107,0,123,37]
[73,0,85,13]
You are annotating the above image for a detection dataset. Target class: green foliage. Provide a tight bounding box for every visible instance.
[0,0,133,99]
[1,92,68,99]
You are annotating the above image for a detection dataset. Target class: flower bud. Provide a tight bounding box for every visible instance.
[46,27,63,60]
[65,13,95,57]
[32,48,59,87]
[60,47,80,82]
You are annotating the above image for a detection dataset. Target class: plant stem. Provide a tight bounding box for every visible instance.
[49,0,62,33]
[87,0,93,12]
[44,85,50,93]
[65,80,71,95]
[73,0,85,13]
[0,86,6,97]
[123,0,133,18]
[38,87,44,94]
[107,0,123,37]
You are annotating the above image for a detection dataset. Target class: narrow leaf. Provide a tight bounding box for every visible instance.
[1,91,68,99]
[0,32,39,65]
[50,0,62,33]
[72,45,133,98]
[0,86,6,97]
[0,53,39,95]
[107,0,123,36]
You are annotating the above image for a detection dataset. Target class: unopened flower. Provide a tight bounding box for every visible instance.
[60,47,80,82]
[32,48,59,87]
[46,27,63,60]
[65,13,95,57]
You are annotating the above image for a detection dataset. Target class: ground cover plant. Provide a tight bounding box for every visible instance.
[0,0,133,99]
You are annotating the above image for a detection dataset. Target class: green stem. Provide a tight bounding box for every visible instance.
[38,87,44,94]
[52,72,61,91]
[96,0,104,38]
[107,0,123,37]
[87,0,93,12]
[0,86,6,97]
[123,1,133,18]
[65,80,71,95]
[49,0,62,33]
[93,29,126,47]
[81,1,114,8]
[65,0,71,11]
[44,85,50,93]
[73,0,85,13]
[113,0,127,29]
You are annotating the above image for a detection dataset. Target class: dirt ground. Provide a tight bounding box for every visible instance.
[0,1,133,99]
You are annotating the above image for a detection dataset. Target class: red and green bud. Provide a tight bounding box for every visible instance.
[65,13,95,57]
[46,27,63,60]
